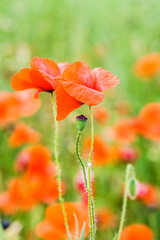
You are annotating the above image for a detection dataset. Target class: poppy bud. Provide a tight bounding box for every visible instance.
[128,178,137,200]
[76,115,88,132]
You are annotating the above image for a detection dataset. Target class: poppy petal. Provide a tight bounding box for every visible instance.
[92,68,120,92]
[57,62,70,74]
[31,57,60,88]
[11,68,54,92]
[35,220,62,240]
[11,68,35,91]
[57,80,104,105]
[62,61,94,88]
[55,84,82,121]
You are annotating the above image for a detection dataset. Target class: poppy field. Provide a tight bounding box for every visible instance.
[0,0,160,240]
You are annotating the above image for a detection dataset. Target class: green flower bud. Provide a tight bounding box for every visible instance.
[76,115,88,132]
[128,178,137,200]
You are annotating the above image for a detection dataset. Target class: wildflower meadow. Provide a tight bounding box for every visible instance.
[0,0,160,240]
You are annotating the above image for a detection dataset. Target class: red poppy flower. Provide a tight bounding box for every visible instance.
[83,136,118,166]
[8,122,41,147]
[0,192,19,215]
[96,207,116,230]
[11,57,70,98]
[93,106,110,124]
[118,146,138,163]
[35,202,89,240]
[136,182,159,208]
[134,53,160,79]
[15,145,56,177]
[55,61,119,120]
[120,223,154,240]
[113,119,137,143]
[135,103,160,140]
[75,169,94,205]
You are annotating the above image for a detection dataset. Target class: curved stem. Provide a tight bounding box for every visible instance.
[76,130,96,240]
[51,93,71,240]
[88,106,96,240]
[117,164,132,240]
[76,131,89,191]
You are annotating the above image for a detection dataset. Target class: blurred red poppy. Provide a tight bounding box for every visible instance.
[96,207,116,230]
[93,106,110,124]
[15,145,56,177]
[8,122,41,147]
[83,136,118,166]
[134,53,160,79]
[0,90,40,127]
[136,182,159,208]
[35,202,89,240]
[113,119,137,143]
[135,103,160,140]
[120,223,154,240]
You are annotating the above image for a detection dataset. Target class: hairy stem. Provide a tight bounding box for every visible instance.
[76,131,89,190]
[51,92,71,240]
[88,106,96,240]
[117,164,132,240]
[76,130,96,240]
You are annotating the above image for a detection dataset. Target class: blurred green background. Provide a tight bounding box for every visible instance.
[0,0,160,239]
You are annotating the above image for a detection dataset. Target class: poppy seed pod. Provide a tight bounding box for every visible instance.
[76,115,88,132]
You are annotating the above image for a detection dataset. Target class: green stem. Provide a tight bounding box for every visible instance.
[88,106,96,240]
[51,93,71,240]
[76,130,96,240]
[117,164,132,240]
[76,131,89,190]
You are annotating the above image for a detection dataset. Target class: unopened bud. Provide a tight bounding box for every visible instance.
[76,115,88,132]
[128,178,137,200]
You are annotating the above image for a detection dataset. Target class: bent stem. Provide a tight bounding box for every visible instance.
[116,164,133,240]
[76,130,96,237]
[88,106,96,240]
[51,92,71,240]
[76,131,89,190]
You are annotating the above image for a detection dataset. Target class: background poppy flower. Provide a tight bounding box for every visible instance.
[35,202,89,240]
[56,61,119,120]
[136,103,160,140]
[83,136,118,165]
[113,119,137,143]
[96,207,116,230]
[136,182,159,208]
[0,90,41,127]
[0,192,19,215]
[15,145,57,177]
[8,122,41,147]
[93,106,110,124]
[120,223,154,240]
[134,53,160,79]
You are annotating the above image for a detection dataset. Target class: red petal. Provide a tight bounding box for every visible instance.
[92,68,120,91]
[11,68,54,92]
[57,80,104,105]
[55,84,82,121]
[31,57,60,88]
[62,61,94,88]
[57,62,70,74]
[11,68,35,91]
